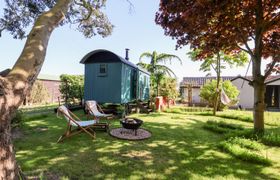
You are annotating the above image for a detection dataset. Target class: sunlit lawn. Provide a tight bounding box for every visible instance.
[15,107,280,179]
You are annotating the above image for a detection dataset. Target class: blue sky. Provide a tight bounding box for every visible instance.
[0,0,251,82]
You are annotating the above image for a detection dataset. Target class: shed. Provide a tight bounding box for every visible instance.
[80,49,150,104]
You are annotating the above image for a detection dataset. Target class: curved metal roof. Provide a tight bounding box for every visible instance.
[80,49,138,69]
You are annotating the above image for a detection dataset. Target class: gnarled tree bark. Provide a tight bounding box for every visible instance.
[0,0,72,179]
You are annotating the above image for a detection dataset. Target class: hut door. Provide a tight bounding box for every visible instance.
[131,70,137,99]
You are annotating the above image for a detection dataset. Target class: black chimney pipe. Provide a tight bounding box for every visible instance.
[125,48,129,60]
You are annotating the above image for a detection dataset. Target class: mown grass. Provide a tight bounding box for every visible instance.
[262,131,280,146]
[218,137,271,166]
[14,106,280,179]
[203,120,244,134]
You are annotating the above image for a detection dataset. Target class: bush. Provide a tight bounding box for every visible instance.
[200,80,239,110]
[60,74,84,105]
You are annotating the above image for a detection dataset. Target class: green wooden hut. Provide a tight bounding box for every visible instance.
[80,49,150,104]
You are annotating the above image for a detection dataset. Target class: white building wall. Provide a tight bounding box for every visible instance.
[231,78,254,109]
[266,79,280,85]
[181,88,188,100]
[192,88,201,103]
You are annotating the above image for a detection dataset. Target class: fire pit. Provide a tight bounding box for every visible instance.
[120,118,143,135]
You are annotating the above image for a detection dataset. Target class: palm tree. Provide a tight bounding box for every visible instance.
[137,51,182,96]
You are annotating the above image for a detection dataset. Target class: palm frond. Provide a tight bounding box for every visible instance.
[139,52,153,62]
[156,54,182,65]
[137,62,150,69]
[155,64,176,77]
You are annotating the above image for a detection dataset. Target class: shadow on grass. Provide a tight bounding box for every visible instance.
[14,112,279,179]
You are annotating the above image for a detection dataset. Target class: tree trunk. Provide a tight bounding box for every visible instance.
[251,0,265,133]
[0,80,19,179]
[156,81,159,97]
[213,52,221,116]
[0,1,71,179]
[253,76,265,132]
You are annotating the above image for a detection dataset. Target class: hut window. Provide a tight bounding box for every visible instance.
[98,64,107,76]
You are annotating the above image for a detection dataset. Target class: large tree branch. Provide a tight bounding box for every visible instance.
[264,59,278,79]
[235,28,254,56]
[263,13,280,31]
[7,0,72,106]
[236,45,251,55]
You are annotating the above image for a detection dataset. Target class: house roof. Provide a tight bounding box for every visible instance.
[230,75,252,82]
[0,68,11,77]
[264,75,280,84]
[37,74,60,81]
[138,67,150,75]
[181,75,280,87]
[80,49,138,69]
[180,76,236,87]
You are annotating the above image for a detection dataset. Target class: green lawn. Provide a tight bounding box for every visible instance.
[14,107,280,179]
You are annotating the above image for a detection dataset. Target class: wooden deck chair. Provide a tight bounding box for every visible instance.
[57,105,108,143]
[85,100,113,121]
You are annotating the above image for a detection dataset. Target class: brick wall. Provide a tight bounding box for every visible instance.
[39,79,61,103]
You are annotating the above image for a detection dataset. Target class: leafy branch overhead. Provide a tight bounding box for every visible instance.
[0,0,113,39]
[156,0,280,76]
[188,50,248,74]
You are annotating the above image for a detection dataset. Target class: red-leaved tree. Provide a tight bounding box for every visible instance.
[156,0,280,132]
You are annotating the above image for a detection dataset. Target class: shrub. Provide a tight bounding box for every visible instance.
[60,74,84,105]
[200,80,239,110]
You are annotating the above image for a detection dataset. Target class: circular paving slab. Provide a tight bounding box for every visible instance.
[109,128,151,140]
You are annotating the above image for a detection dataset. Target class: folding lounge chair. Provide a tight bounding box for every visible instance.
[85,100,113,121]
[57,105,108,143]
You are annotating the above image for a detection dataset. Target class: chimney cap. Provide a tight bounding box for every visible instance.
[125,48,130,60]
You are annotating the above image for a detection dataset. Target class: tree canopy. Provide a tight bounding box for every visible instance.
[0,0,113,39]
[156,1,280,67]
[156,0,280,131]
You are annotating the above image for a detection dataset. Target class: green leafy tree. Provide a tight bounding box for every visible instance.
[28,80,50,104]
[189,50,248,115]
[159,77,179,100]
[200,80,239,111]
[137,51,182,96]
[0,0,114,178]
[59,74,84,105]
